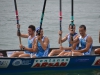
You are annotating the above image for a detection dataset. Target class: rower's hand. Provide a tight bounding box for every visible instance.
[70,33,73,41]
[17,24,20,29]
[37,35,42,41]
[59,31,62,35]
[17,24,21,36]
[19,44,23,49]
[60,46,64,50]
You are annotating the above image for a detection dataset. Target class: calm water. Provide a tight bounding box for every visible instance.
[1,69,100,75]
[0,0,100,50]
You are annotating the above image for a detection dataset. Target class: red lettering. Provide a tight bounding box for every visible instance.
[94,59,100,66]
[48,63,53,67]
[33,62,67,67]
[41,62,48,67]
[60,62,67,66]
[54,62,59,66]
[33,63,40,67]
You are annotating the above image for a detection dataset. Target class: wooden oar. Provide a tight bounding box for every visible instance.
[38,0,47,35]
[14,0,22,44]
[59,0,62,46]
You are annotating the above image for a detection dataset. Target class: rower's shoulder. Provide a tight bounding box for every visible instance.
[86,35,93,43]
[43,36,49,43]
[44,36,48,38]
[65,33,70,37]
[44,36,49,40]
[87,35,92,37]
[87,35,92,39]
[87,35,93,40]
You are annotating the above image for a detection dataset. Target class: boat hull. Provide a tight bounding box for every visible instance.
[0,55,100,75]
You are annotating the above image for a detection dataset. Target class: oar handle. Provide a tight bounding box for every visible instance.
[19,36,22,44]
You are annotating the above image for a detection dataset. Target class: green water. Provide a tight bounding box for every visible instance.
[1,69,100,75]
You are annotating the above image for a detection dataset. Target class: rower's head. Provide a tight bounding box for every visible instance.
[36,27,43,36]
[79,25,86,36]
[69,24,76,34]
[28,25,35,35]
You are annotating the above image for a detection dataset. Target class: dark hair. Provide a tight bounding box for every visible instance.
[79,25,86,30]
[28,25,35,31]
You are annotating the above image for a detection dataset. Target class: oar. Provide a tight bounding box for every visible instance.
[59,0,62,46]
[71,0,74,56]
[71,0,74,30]
[14,0,22,44]
[38,0,47,35]
[99,31,100,43]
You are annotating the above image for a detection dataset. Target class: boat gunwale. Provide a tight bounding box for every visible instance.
[0,46,100,57]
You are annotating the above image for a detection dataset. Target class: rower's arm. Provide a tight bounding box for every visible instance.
[17,31,29,38]
[60,42,79,51]
[58,34,68,44]
[20,34,29,38]
[32,38,38,52]
[23,47,33,52]
[72,39,79,50]
[74,36,93,53]
[63,36,79,50]
[17,24,29,38]
[70,35,79,44]
[39,37,49,50]
[23,38,37,52]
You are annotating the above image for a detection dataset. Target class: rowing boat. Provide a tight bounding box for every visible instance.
[0,0,100,74]
[0,46,100,75]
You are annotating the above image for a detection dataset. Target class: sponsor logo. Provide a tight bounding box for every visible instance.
[92,57,100,66]
[12,59,22,66]
[12,59,31,66]
[31,58,70,68]
[0,59,10,68]
[75,58,90,62]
